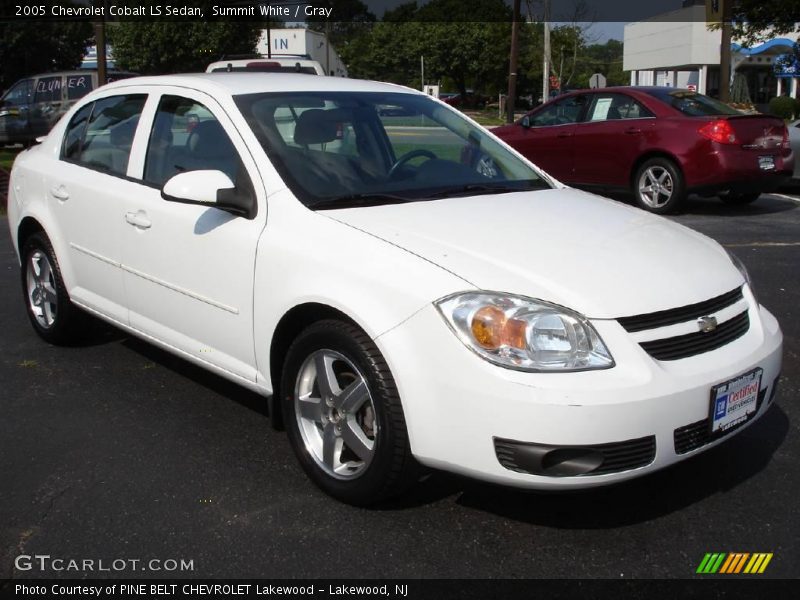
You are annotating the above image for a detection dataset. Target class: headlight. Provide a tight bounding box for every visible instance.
[435,292,614,372]
[727,250,758,304]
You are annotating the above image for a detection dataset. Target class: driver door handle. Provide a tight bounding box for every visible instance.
[557,132,573,138]
[125,211,152,229]
[625,127,642,135]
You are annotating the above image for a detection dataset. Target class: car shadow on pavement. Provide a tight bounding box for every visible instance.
[680,195,798,217]
[119,335,270,417]
[597,192,797,217]
[385,403,789,525]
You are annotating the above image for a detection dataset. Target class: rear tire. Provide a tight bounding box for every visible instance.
[719,191,761,205]
[20,232,84,345]
[280,319,418,505]
[633,158,686,214]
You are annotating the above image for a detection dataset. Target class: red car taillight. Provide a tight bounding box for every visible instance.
[781,125,789,149]
[698,119,737,144]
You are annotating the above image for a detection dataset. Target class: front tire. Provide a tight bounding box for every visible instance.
[20,232,83,345]
[280,320,418,505]
[633,158,686,214]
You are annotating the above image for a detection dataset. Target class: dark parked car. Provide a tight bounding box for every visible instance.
[0,70,136,146]
[493,87,794,213]
[442,91,488,110]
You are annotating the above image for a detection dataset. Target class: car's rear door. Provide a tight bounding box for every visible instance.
[49,91,148,322]
[570,92,657,187]
[120,88,267,382]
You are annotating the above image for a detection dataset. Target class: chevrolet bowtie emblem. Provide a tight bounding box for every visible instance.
[697,316,718,333]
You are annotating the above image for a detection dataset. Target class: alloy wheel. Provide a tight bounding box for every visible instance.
[294,349,378,480]
[26,250,58,329]
[638,166,674,209]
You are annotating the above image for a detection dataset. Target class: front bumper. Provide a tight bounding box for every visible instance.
[376,295,782,489]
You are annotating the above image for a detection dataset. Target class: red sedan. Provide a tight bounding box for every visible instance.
[493,87,794,213]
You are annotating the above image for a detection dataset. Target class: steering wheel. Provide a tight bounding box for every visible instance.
[388,149,436,179]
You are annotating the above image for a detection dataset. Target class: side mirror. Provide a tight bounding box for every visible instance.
[161,170,255,218]
[520,115,531,128]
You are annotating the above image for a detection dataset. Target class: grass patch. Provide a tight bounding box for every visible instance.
[0,147,21,171]
[464,111,507,127]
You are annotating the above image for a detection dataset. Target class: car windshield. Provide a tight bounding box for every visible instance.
[645,89,740,117]
[234,91,549,209]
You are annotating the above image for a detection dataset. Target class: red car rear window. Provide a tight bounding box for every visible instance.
[645,90,740,117]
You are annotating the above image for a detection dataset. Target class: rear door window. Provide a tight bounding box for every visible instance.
[63,94,147,176]
[586,94,654,121]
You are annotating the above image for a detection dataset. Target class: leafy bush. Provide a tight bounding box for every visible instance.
[768,96,796,119]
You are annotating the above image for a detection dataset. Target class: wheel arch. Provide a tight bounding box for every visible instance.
[630,150,684,188]
[17,216,46,257]
[267,302,362,430]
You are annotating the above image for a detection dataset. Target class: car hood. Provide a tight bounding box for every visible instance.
[325,188,743,319]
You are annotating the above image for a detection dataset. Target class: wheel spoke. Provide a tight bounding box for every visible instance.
[657,171,669,185]
[341,417,373,462]
[640,185,654,193]
[314,352,339,399]
[321,422,340,469]
[336,379,368,413]
[30,255,43,281]
[42,284,58,305]
[298,394,323,423]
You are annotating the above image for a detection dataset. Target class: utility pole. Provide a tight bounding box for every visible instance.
[719,0,732,101]
[93,0,106,84]
[325,21,331,75]
[506,0,521,123]
[421,55,424,91]
[542,0,550,103]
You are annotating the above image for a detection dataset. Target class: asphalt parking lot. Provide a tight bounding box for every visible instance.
[1,191,798,581]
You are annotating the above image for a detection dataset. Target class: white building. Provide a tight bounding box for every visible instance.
[256,28,348,77]
[623,1,798,105]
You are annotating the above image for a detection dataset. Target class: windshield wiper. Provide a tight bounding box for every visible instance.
[307,193,413,211]
[426,181,549,199]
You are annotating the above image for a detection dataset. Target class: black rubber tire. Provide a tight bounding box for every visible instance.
[280,319,418,506]
[20,232,84,345]
[719,191,761,205]
[633,157,686,214]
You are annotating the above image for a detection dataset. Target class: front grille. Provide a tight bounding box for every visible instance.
[674,386,768,455]
[618,287,743,333]
[494,435,656,477]
[639,311,750,361]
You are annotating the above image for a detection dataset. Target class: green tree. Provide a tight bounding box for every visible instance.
[0,5,92,91]
[726,0,799,46]
[343,0,513,96]
[108,1,261,74]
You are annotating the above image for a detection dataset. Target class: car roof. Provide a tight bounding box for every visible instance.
[560,86,695,95]
[207,57,320,67]
[101,73,418,97]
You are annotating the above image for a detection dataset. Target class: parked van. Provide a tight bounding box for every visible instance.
[0,70,136,145]
[206,56,325,76]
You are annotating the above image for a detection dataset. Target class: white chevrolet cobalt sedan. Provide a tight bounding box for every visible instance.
[7,74,783,505]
